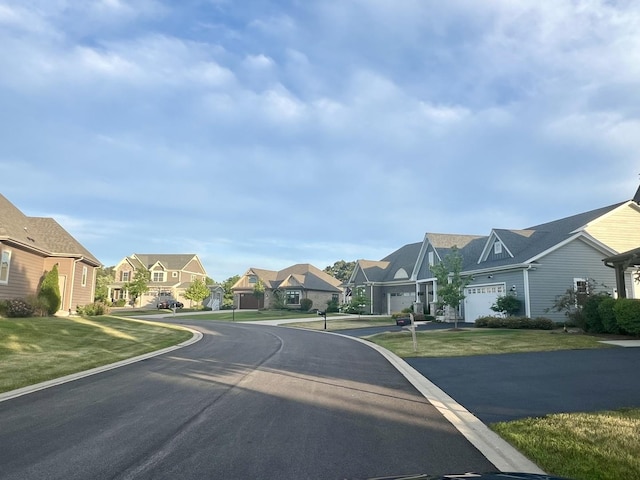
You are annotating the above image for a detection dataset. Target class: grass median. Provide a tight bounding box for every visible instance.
[0,315,192,394]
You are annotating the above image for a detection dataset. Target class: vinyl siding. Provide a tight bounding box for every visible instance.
[527,239,617,322]
[0,245,46,301]
[585,203,640,253]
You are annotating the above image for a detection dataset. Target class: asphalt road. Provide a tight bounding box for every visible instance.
[0,321,496,480]
[407,348,640,424]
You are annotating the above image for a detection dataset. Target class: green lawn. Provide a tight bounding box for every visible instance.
[366,328,614,357]
[492,408,640,480]
[0,316,192,393]
[284,316,396,330]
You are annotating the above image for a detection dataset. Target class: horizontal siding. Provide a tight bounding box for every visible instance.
[586,203,640,253]
[0,245,45,301]
[528,239,617,322]
[465,270,525,317]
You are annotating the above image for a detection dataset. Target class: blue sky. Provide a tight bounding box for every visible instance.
[2,0,639,282]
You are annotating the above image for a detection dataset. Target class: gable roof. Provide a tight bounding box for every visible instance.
[131,253,203,272]
[0,194,101,266]
[240,264,342,292]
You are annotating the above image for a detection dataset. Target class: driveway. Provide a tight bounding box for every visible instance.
[406,348,640,424]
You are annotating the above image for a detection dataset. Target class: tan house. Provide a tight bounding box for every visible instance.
[109,253,208,307]
[0,194,101,314]
[232,263,342,310]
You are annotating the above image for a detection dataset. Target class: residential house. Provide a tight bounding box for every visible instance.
[109,253,208,308]
[0,194,101,314]
[232,263,342,310]
[347,197,640,323]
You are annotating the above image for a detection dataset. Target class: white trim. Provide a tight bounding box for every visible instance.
[523,267,531,317]
[0,249,11,284]
[526,232,617,263]
[569,200,637,234]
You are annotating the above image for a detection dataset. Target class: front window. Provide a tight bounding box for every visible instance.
[121,271,130,282]
[249,275,257,284]
[286,290,301,305]
[153,272,165,282]
[574,278,589,306]
[0,250,11,283]
[494,241,503,255]
[81,266,87,286]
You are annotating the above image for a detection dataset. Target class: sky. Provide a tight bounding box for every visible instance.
[1,0,639,282]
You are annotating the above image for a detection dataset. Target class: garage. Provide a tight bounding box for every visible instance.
[389,291,415,314]
[463,283,506,321]
[238,292,263,309]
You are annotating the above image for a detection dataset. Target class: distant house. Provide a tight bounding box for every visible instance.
[347,198,640,323]
[109,253,208,308]
[0,194,101,314]
[232,263,342,310]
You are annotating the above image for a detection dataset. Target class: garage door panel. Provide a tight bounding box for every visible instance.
[464,284,505,321]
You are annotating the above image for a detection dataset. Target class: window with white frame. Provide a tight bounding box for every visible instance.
[494,241,502,255]
[121,271,130,282]
[428,251,434,266]
[153,272,165,282]
[0,250,11,284]
[81,266,87,286]
[574,278,589,307]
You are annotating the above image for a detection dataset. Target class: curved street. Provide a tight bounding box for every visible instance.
[0,320,496,480]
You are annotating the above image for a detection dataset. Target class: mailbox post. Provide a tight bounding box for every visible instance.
[318,310,327,330]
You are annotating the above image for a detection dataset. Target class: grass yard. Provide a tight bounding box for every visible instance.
[0,316,192,394]
[284,316,396,330]
[366,328,614,357]
[492,408,640,480]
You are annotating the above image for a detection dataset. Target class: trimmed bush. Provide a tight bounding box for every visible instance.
[475,315,555,330]
[614,298,640,335]
[582,294,609,333]
[598,297,619,334]
[300,298,313,311]
[38,265,61,315]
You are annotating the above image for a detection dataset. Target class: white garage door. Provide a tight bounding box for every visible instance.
[463,284,505,321]
[389,292,414,314]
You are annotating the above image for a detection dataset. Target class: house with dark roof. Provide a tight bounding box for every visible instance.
[232,263,342,310]
[347,197,640,323]
[0,194,101,313]
[109,253,208,308]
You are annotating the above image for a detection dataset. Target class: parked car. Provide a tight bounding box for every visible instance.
[157,300,184,310]
[395,316,412,326]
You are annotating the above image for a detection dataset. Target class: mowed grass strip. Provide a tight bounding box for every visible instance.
[0,316,192,393]
[366,329,614,357]
[491,408,640,480]
[285,317,396,330]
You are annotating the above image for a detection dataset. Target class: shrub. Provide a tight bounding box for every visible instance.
[475,315,555,330]
[6,299,35,318]
[614,298,640,335]
[300,298,313,312]
[490,294,522,316]
[326,298,339,313]
[76,302,111,316]
[0,299,7,317]
[582,294,609,333]
[38,265,61,315]
[598,297,619,334]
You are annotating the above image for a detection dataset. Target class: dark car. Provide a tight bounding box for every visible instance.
[157,300,184,310]
[395,316,412,326]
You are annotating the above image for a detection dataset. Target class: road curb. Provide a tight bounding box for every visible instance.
[0,328,203,404]
[331,332,546,475]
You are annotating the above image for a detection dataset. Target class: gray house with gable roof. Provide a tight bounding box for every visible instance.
[347,197,640,323]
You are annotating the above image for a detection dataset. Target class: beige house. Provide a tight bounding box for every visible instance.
[109,253,208,307]
[232,263,342,310]
[0,194,101,314]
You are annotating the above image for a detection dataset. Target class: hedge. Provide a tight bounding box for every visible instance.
[475,316,555,330]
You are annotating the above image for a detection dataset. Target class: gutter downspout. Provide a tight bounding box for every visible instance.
[523,265,532,318]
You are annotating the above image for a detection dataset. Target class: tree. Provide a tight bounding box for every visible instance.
[94,266,114,303]
[431,247,469,328]
[221,275,240,308]
[324,260,356,283]
[252,279,265,300]
[490,294,521,317]
[124,267,150,307]
[184,278,210,308]
[38,264,61,315]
